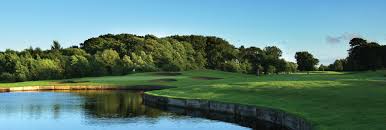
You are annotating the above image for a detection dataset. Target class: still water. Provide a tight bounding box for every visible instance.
[0,91,286,130]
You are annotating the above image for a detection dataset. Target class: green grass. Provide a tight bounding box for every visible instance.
[1,70,386,130]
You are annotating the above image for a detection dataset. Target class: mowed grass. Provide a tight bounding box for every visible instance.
[1,70,386,130]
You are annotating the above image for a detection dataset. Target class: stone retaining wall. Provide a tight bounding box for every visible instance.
[0,88,9,92]
[143,94,313,130]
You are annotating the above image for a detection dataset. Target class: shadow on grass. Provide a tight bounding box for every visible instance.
[152,72,182,76]
[191,76,224,80]
[57,80,90,84]
[150,78,178,82]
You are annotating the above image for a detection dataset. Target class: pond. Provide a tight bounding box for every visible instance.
[0,91,289,130]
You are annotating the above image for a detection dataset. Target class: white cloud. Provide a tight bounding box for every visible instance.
[326,33,363,44]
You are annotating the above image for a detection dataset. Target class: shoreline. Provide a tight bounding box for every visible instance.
[143,93,313,130]
[0,85,172,92]
[0,85,314,130]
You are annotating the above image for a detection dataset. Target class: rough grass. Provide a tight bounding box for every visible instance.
[1,70,386,130]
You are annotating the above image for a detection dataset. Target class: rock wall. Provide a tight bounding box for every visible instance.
[0,88,9,92]
[143,94,313,130]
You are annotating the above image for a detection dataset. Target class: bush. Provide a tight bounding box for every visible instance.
[222,60,240,72]
[161,63,182,72]
[267,65,277,74]
[222,59,251,73]
[68,55,90,77]
[33,59,63,80]
[0,72,16,82]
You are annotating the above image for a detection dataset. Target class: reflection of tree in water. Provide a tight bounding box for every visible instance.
[76,91,165,119]
[27,104,43,119]
[0,91,286,129]
[52,104,61,119]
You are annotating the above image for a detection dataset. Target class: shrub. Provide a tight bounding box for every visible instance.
[33,59,64,80]
[222,60,240,72]
[161,63,182,72]
[267,65,277,74]
[222,59,251,73]
[0,72,16,82]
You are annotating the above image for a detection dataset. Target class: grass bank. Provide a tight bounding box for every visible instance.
[1,70,385,130]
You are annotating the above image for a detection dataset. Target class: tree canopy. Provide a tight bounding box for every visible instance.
[0,34,301,82]
[327,38,386,71]
[295,51,319,71]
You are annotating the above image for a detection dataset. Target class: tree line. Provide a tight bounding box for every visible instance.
[320,38,386,71]
[0,34,318,82]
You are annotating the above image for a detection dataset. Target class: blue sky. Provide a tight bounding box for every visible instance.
[1,0,385,64]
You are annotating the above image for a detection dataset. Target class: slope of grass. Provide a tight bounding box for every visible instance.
[1,70,386,129]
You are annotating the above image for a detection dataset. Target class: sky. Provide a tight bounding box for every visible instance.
[1,0,386,64]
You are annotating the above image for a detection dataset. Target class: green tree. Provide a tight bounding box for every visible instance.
[95,49,120,74]
[194,52,206,69]
[69,55,90,77]
[295,51,319,72]
[347,38,383,71]
[33,59,63,80]
[51,40,62,50]
[239,47,263,74]
[330,59,346,71]
[264,46,282,58]
[222,59,241,72]
[0,53,4,74]
[205,37,237,69]
[122,55,135,74]
[0,51,20,73]
[286,62,298,73]
[0,33,317,82]
[262,46,283,74]
[0,72,15,82]
[14,61,29,81]
[267,65,276,74]
[138,51,156,72]
[275,59,287,74]
[62,48,89,56]
[318,64,328,71]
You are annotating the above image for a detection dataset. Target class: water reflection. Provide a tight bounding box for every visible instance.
[78,91,169,125]
[0,91,251,130]
[81,91,161,117]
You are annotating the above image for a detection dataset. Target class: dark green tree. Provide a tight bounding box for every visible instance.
[295,51,319,72]
[286,62,298,73]
[330,59,345,71]
[239,46,263,74]
[318,64,328,71]
[262,46,283,74]
[51,40,62,50]
[347,38,383,71]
